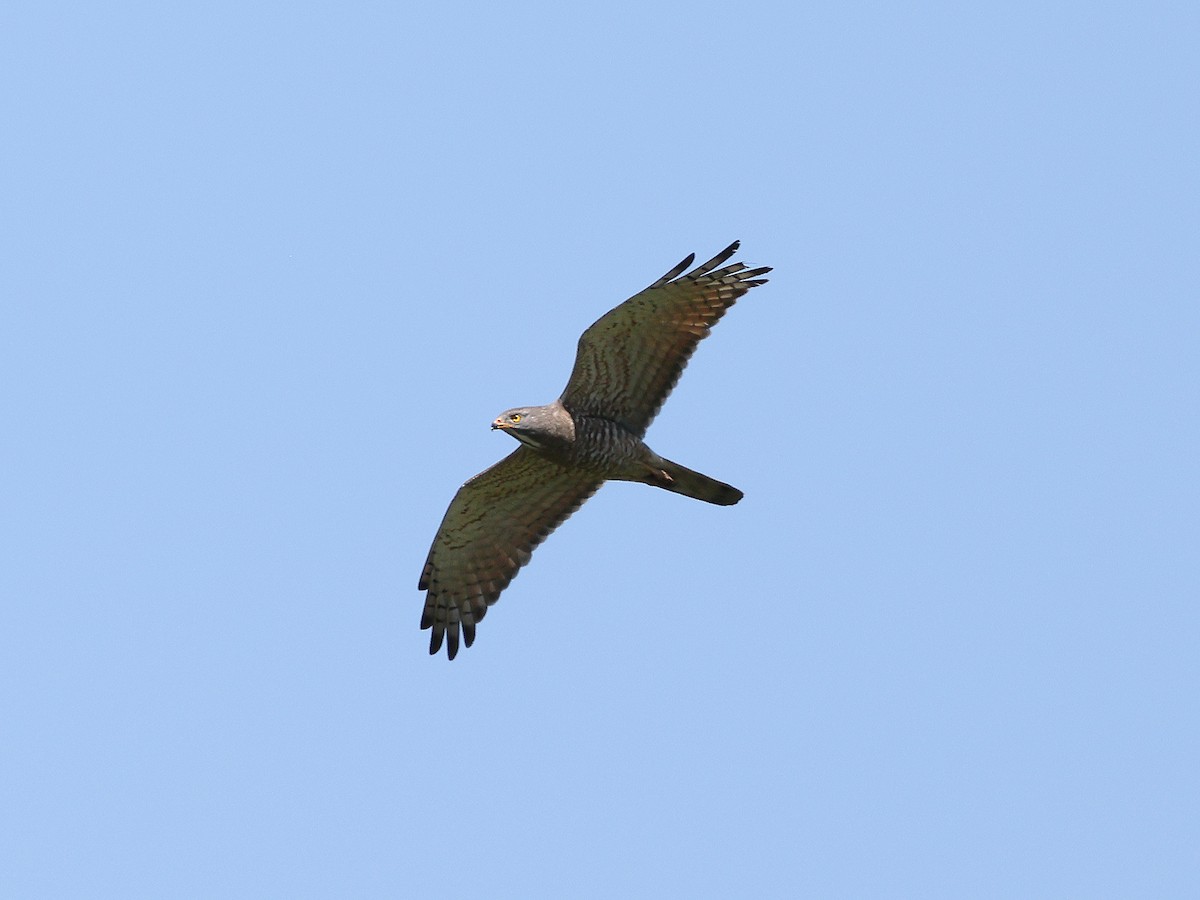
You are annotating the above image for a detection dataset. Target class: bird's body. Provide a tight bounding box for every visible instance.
[497,403,743,503]
[418,241,771,658]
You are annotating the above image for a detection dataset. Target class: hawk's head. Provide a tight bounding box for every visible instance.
[491,404,574,451]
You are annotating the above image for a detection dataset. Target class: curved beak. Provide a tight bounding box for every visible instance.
[491,418,509,430]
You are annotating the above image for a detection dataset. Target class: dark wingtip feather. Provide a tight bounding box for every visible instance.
[652,252,696,288]
[688,242,742,279]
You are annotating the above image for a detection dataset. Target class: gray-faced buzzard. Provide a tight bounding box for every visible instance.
[418,241,770,658]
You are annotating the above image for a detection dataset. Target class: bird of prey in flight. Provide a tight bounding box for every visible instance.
[418,241,770,658]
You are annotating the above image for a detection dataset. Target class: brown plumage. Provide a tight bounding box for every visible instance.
[418,241,771,658]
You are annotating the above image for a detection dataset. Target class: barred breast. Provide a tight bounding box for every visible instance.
[569,415,647,475]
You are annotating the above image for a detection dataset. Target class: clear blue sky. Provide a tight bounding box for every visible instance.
[3,1,1197,896]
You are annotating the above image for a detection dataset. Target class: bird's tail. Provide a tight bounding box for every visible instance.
[648,457,743,506]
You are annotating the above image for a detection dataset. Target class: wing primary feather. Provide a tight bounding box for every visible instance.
[739,266,773,279]
[650,253,695,288]
[685,240,741,279]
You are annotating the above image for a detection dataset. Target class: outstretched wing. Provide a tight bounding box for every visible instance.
[419,447,603,659]
[559,240,771,436]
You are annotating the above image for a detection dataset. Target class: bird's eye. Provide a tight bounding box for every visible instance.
[510,413,522,423]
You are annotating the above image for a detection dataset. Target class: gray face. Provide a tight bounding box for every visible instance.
[489,403,575,451]
[492,408,529,430]
[491,407,543,448]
